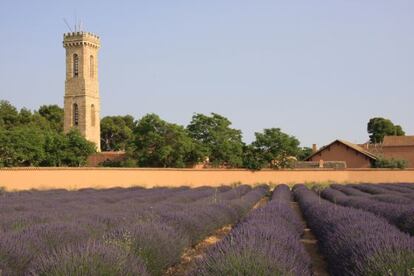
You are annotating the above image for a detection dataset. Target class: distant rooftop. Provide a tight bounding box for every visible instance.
[382,136,414,146]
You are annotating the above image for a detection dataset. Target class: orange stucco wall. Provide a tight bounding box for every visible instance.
[309,142,372,168]
[0,168,413,191]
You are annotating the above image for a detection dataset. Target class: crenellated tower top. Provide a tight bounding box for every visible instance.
[63,32,100,49]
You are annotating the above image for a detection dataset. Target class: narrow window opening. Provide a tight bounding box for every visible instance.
[91,104,96,127]
[73,54,79,77]
[73,103,79,126]
[90,55,94,78]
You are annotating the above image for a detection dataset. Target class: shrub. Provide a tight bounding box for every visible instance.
[372,157,407,169]
[30,240,149,275]
[190,185,311,275]
[294,185,414,275]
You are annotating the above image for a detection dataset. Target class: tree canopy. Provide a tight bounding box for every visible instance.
[243,128,301,170]
[367,117,405,143]
[1,99,317,169]
[187,113,244,168]
[100,115,135,151]
[132,114,203,168]
[0,100,95,167]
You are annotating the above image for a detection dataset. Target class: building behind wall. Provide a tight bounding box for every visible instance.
[306,136,414,169]
[305,140,377,168]
[361,136,414,168]
[63,31,101,151]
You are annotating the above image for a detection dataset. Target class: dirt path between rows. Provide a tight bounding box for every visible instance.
[164,224,232,276]
[164,195,269,276]
[290,201,329,276]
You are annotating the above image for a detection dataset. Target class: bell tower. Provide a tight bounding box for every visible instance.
[63,31,101,151]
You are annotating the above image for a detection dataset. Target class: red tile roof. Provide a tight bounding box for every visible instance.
[305,139,377,161]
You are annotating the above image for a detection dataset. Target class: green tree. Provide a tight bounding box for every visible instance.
[187,113,244,167]
[37,105,64,132]
[0,100,19,129]
[100,116,134,151]
[297,147,313,161]
[132,114,202,168]
[0,127,46,167]
[40,131,68,166]
[242,145,265,171]
[62,129,96,166]
[244,128,300,170]
[367,117,405,143]
[18,108,33,125]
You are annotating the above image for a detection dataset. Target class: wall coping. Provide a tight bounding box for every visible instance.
[0,167,413,172]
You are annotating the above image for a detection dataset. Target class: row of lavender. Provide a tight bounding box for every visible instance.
[190,184,312,275]
[321,183,414,235]
[294,184,414,275]
[0,185,268,275]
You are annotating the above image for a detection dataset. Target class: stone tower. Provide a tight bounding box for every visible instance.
[63,31,101,151]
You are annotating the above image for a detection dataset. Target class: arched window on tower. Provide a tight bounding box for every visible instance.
[73,54,79,77]
[73,103,79,126]
[91,104,96,127]
[90,55,94,78]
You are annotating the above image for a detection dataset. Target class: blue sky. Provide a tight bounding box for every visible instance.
[0,0,413,147]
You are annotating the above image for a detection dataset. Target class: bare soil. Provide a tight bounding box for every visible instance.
[164,224,232,276]
[252,195,269,210]
[290,201,329,276]
[164,195,269,276]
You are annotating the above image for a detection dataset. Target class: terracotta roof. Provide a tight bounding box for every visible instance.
[305,139,377,161]
[382,136,414,146]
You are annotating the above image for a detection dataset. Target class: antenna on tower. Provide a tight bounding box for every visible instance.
[74,10,78,31]
[63,18,73,32]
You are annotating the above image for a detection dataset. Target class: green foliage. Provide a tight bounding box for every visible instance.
[372,157,407,169]
[132,114,203,168]
[242,145,266,171]
[0,126,46,167]
[0,100,95,167]
[368,117,405,143]
[63,130,97,166]
[244,128,300,170]
[37,105,64,132]
[100,116,134,151]
[0,100,19,129]
[187,113,244,168]
[297,147,313,161]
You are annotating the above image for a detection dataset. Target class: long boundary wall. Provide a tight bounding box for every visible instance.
[1,168,414,191]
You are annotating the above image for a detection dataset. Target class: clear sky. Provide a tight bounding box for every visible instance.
[0,0,413,147]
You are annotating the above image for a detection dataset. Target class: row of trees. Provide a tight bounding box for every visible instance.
[0,101,95,167]
[101,112,312,169]
[1,99,407,169]
[0,100,310,169]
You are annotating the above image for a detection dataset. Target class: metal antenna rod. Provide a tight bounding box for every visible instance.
[63,18,73,32]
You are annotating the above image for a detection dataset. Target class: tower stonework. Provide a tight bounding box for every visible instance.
[63,32,101,151]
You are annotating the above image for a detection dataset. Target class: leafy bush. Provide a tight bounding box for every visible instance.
[372,157,407,169]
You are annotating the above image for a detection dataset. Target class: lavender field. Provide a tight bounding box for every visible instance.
[0,183,413,275]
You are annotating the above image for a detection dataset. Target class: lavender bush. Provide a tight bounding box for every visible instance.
[0,185,268,275]
[30,240,149,276]
[189,184,311,275]
[294,184,414,275]
[323,185,414,235]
